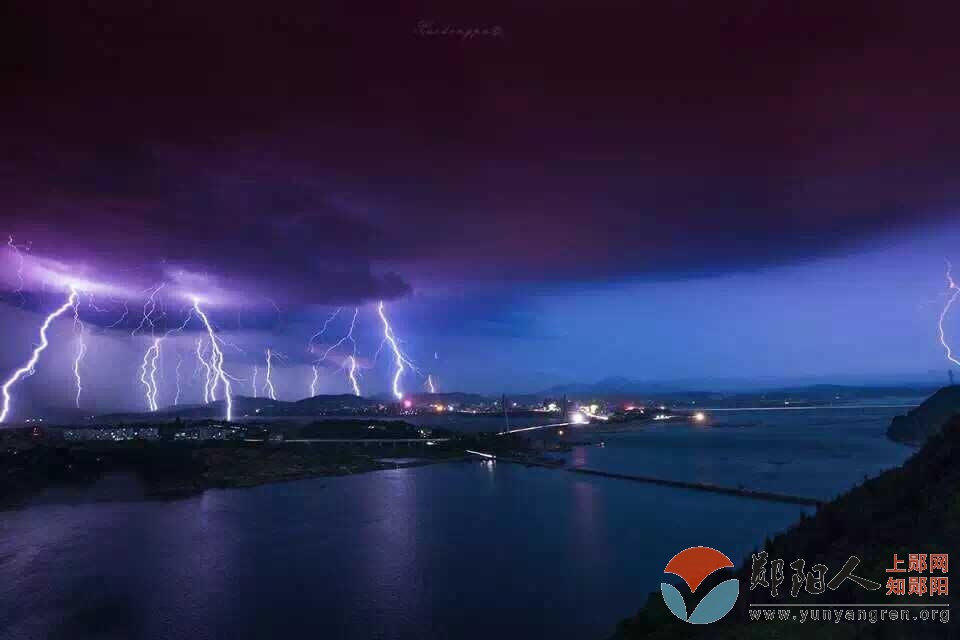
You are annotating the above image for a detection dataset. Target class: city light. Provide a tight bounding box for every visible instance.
[579,405,610,421]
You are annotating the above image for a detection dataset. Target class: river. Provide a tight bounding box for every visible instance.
[0,406,916,639]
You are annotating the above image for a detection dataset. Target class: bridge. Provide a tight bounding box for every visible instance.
[497,421,571,435]
[245,437,451,446]
[466,450,822,507]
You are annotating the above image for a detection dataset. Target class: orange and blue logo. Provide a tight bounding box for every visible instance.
[661,546,739,624]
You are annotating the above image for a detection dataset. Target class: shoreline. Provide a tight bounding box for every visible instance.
[2,455,470,510]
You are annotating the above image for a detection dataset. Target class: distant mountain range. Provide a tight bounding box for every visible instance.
[539,378,938,403]
[86,391,491,423]
[21,381,939,425]
[540,375,942,397]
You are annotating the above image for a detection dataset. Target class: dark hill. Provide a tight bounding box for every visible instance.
[887,385,960,444]
[291,394,379,411]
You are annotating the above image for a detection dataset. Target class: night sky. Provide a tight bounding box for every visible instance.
[2,2,960,413]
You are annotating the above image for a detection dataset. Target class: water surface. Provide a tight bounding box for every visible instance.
[0,406,916,640]
[556,406,915,500]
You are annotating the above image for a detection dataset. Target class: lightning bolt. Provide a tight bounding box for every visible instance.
[317,307,362,395]
[373,337,387,364]
[262,348,281,400]
[309,364,319,397]
[1,286,78,423]
[195,338,214,403]
[6,235,28,306]
[106,300,129,330]
[86,293,109,314]
[426,374,436,394]
[140,338,162,411]
[252,365,259,398]
[377,301,411,401]
[216,333,247,356]
[173,353,184,405]
[132,283,165,336]
[318,308,359,360]
[308,307,342,353]
[346,355,361,396]
[132,283,169,410]
[192,330,244,405]
[139,311,194,411]
[73,340,87,408]
[71,294,87,408]
[192,298,233,421]
[939,259,960,367]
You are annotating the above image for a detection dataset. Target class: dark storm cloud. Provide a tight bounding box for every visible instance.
[1,142,413,305]
[3,0,960,304]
